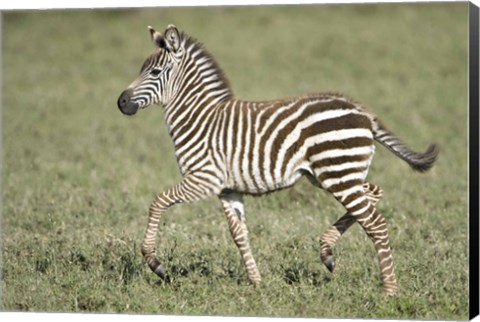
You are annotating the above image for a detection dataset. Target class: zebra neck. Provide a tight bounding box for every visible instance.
[164,86,230,136]
[163,90,230,174]
[161,39,234,173]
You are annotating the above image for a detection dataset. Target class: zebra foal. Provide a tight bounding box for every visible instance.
[117,24,438,295]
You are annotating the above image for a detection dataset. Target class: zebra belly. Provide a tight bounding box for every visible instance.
[227,162,311,195]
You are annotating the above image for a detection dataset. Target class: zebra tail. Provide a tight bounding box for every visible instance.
[372,118,439,172]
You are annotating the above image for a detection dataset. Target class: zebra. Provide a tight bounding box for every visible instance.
[117,24,438,296]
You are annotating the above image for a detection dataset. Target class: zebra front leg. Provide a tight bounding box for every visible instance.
[141,176,213,280]
[320,182,383,272]
[219,192,262,286]
[141,190,176,279]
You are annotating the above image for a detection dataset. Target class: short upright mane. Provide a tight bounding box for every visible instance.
[182,32,235,100]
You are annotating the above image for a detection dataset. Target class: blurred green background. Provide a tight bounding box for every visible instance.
[1,3,469,319]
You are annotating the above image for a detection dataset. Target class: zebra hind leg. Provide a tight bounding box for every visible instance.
[329,183,398,295]
[219,192,262,286]
[319,182,383,272]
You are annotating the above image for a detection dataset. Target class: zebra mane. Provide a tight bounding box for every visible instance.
[181,32,235,100]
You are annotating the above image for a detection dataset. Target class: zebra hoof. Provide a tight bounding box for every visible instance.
[155,269,172,284]
[151,263,167,280]
[324,257,335,273]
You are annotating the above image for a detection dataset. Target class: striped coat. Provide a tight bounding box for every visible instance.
[117,25,438,295]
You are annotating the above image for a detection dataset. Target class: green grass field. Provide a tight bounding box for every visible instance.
[1,3,469,319]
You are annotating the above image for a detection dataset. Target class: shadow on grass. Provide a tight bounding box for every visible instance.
[279,262,331,286]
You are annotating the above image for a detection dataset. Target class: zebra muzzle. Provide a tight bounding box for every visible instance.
[117,89,139,116]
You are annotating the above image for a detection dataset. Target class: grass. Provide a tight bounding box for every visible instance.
[1,3,469,319]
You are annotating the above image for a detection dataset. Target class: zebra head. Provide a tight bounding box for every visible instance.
[117,25,182,115]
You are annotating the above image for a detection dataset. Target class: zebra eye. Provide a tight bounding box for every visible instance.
[151,67,163,76]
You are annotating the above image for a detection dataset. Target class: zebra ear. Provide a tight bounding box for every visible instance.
[148,26,167,49]
[164,24,181,52]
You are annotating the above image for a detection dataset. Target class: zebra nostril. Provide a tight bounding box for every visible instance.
[117,90,130,109]
[117,89,139,115]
